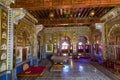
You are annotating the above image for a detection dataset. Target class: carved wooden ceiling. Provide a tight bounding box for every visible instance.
[11,0,120,27]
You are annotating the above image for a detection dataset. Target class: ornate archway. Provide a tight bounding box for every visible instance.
[15,27,32,62]
[107,24,120,44]
[59,36,72,56]
[107,24,120,60]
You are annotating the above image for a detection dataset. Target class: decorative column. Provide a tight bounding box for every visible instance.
[7,8,13,71]
[0,0,16,73]
[95,23,106,59]
[35,25,44,62]
[10,8,26,80]
[73,42,77,53]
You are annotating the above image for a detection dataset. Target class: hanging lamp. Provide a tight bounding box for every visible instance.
[49,8,54,18]
[89,9,95,17]
[49,11,54,18]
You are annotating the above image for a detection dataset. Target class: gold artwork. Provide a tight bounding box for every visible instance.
[14,13,35,63]
[46,44,53,53]
[0,8,8,72]
[2,11,7,19]
[14,11,20,17]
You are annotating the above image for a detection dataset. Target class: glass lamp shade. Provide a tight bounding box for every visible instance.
[49,12,54,18]
[89,10,95,17]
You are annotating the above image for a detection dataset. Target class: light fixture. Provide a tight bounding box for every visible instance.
[49,12,54,18]
[89,9,95,17]
[78,42,82,45]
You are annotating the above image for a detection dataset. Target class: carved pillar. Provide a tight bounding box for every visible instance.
[7,8,25,67]
[95,23,106,59]
[10,8,26,80]
[35,25,44,61]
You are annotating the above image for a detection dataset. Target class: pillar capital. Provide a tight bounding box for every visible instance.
[12,8,26,24]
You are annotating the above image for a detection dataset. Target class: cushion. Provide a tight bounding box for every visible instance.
[23,64,29,71]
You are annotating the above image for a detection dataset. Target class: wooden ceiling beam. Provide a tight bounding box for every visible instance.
[93,7,101,17]
[11,0,120,10]
[80,8,84,18]
[81,8,88,18]
[94,7,105,17]
[35,11,42,19]
[99,7,112,17]
[84,8,90,17]
[37,18,100,26]
[31,11,38,19]
[56,9,60,18]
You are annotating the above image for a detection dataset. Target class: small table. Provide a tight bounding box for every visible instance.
[51,55,69,63]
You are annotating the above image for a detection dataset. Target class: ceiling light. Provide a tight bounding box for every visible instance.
[89,9,95,17]
[49,12,54,18]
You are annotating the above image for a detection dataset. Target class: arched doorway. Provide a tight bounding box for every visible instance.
[59,36,72,56]
[107,24,120,60]
[37,30,44,60]
[14,26,33,65]
[92,29,103,62]
[77,36,90,57]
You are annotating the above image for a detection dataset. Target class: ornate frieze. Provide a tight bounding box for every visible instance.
[44,26,91,44]
[44,27,90,33]
[101,7,120,23]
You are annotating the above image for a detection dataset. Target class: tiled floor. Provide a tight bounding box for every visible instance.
[18,58,120,80]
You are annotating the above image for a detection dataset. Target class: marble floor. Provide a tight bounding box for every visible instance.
[18,59,120,80]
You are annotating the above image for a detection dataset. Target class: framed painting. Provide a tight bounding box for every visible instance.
[46,44,53,53]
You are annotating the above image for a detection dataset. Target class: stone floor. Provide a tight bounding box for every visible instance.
[18,58,120,80]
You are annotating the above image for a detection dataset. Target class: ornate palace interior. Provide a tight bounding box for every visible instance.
[0,0,120,80]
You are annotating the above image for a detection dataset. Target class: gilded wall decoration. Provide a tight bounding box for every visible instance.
[14,18,34,63]
[13,9,26,24]
[0,0,14,7]
[101,7,120,23]
[43,27,91,53]
[104,13,120,60]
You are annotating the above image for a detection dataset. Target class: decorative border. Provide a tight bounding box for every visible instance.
[7,9,13,70]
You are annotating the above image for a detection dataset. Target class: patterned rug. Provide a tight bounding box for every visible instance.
[50,64,64,72]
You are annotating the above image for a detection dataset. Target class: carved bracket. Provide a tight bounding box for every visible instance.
[36,25,44,34]
[13,8,26,24]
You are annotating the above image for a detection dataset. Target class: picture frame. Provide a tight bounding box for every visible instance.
[46,44,53,53]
